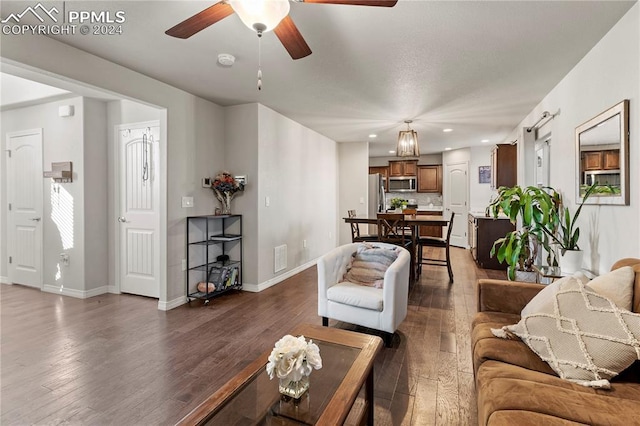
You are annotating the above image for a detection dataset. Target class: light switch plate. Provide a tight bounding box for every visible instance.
[182,196,194,208]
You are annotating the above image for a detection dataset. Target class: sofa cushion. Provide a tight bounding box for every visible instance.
[488,410,588,426]
[493,277,640,388]
[477,360,640,426]
[521,273,587,317]
[327,282,383,311]
[342,244,398,288]
[472,313,555,376]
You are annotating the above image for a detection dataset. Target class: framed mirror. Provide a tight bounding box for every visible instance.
[576,99,629,205]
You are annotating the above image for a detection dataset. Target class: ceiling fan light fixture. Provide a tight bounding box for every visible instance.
[397,120,420,157]
[229,0,290,33]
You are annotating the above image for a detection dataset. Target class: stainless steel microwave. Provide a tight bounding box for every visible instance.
[388,176,417,192]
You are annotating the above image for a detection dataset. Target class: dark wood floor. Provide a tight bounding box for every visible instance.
[1,247,505,425]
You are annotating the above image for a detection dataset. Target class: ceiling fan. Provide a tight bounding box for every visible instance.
[165,0,398,60]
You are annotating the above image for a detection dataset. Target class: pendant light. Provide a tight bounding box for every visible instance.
[397,120,420,157]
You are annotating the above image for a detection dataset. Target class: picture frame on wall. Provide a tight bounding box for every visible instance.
[479,166,491,184]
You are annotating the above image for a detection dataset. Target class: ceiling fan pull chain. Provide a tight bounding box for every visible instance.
[257,30,263,91]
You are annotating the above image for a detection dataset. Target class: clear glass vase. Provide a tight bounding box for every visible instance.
[220,192,232,215]
[278,375,309,399]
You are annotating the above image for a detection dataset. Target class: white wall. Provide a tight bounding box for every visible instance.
[0,97,102,297]
[469,145,495,211]
[338,142,369,245]
[83,98,108,292]
[1,34,226,308]
[223,103,259,285]
[224,104,338,291]
[507,4,640,273]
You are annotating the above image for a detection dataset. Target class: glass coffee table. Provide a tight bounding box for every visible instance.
[176,323,383,426]
[533,265,596,284]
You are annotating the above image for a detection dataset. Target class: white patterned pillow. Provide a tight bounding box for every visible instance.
[586,266,635,311]
[492,276,640,388]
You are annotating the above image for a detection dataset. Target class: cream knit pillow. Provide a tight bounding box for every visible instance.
[492,276,640,388]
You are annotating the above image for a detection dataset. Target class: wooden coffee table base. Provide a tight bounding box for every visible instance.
[176,324,383,426]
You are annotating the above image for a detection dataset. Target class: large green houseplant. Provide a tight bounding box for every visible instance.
[488,186,560,280]
[540,183,606,272]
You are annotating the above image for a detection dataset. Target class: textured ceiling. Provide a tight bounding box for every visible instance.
[0,0,635,156]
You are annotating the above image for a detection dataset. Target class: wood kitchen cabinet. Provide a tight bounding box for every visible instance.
[583,150,620,170]
[417,210,443,237]
[468,213,515,270]
[389,160,418,176]
[417,165,442,193]
[583,151,603,171]
[603,150,620,169]
[369,166,389,191]
[491,144,517,189]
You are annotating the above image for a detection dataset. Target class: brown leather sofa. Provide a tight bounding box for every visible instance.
[472,258,640,426]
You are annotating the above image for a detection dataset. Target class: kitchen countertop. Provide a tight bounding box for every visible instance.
[469,211,511,219]
[417,205,443,212]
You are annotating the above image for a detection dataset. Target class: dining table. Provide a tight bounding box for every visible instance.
[343,213,450,281]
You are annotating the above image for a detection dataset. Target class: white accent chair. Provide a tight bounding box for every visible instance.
[317,242,411,347]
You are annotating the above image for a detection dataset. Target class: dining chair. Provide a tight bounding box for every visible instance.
[417,211,455,283]
[348,210,378,243]
[377,213,410,246]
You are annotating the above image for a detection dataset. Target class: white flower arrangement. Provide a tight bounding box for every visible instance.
[266,335,322,382]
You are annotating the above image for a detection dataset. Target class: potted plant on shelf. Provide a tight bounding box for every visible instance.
[488,186,560,281]
[540,183,602,273]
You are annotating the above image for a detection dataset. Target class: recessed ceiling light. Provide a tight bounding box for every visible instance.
[481,139,490,143]
[443,128,453,133]
[388,150,395,154]
[369,134,377,138]
[444,147,452,151]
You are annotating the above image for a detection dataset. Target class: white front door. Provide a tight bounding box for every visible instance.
[444,161,468,248]
[7,129,43,288]
[117,122,160,298]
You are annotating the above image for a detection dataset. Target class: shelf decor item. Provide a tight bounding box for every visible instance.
[266,334,322,399]
[211,171,245,215]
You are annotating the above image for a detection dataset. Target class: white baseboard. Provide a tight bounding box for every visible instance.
[108,285,119,294]
[43,284,108,299]
[1,276,11,284]
[242,259,316,293]
[158,296,186,311]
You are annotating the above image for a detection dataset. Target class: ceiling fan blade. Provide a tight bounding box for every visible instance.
[274,16,312,60]
[301,0,397,6]
[165,2,234,39]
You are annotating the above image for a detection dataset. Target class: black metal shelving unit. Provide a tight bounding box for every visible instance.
[186,215,242,304]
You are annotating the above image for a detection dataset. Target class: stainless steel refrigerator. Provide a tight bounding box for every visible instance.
[368,174,385,234]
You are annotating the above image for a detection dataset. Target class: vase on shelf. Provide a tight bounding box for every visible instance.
[278,375,309,399]
[214,189,233,215]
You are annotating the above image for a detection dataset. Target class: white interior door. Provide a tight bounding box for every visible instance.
[534,139,550,188]
[444,162,468,248]
[7,129,43,288]
[118,122,160,298]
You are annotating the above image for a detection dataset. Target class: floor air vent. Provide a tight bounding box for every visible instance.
[274,245,287,273]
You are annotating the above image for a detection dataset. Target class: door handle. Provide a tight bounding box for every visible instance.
[118,217,127,223]
[29,217,41,222]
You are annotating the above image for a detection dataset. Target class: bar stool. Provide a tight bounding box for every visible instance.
[348,210,378,243]
[417,211,455,283]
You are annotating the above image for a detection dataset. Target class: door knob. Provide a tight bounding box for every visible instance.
[118,217,127,223]
[29,217,41,221]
